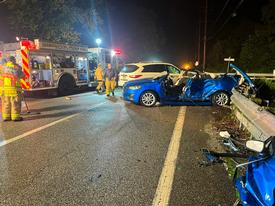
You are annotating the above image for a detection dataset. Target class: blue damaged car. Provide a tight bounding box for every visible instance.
[122,64,256,107]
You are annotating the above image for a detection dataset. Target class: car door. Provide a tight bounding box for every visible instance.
[188,77,206,100]
[166,65,181,84]
[141,64,167,79]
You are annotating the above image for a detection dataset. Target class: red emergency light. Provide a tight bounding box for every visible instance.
[20,40,36,50]
[113,48,122,55]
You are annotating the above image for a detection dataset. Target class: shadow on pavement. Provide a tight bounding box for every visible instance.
[22,104,79,113]
[20,110,81,121]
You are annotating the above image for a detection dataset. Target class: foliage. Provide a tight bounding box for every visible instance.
[254,79,275,100]
[239,31,275,73]
[4,0,104,44]
[207,0,275,73]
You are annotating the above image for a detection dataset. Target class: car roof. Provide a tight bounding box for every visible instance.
[126,62,177,67]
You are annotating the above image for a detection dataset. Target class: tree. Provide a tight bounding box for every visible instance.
[4,0,104,44]
[239,0,275,73]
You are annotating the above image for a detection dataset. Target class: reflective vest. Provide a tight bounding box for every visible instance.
[0,61,24,97]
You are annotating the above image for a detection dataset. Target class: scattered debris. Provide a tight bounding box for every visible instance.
[200,148,224,167]
[219,131,231,139]
[223,138,239,152]
[90,174,102,183]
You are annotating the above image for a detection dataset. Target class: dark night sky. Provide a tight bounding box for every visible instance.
[106,0,201,64]
[0,0,266,65]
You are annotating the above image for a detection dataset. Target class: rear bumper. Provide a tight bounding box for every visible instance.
[118,80,127,87]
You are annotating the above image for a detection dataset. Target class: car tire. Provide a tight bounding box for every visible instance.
[140,91,158,107]
[211,91,230,106]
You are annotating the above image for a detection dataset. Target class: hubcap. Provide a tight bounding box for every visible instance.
[215,93,228,106]
[141,93,156,106]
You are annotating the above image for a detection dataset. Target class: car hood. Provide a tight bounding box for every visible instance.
[230,63,256,88]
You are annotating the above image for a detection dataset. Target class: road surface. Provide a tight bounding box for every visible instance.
[0,90,235,206]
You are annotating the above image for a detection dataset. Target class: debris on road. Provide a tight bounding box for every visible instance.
[90,174,102,183]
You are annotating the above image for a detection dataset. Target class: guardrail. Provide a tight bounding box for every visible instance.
[211,73,275,80]
[231,89,275,141]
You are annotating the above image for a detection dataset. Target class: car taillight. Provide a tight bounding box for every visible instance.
[129,75,142,78]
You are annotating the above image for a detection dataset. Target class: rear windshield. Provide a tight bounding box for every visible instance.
[121,65,139,73]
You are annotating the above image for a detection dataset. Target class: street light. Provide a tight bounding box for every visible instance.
[95,38,102,47]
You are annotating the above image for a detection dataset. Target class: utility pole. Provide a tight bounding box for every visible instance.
[197,1,201,66]
[202,0,208,72]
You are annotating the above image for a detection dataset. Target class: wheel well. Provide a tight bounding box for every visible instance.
[58,73,76,87]
[212,90,231,97]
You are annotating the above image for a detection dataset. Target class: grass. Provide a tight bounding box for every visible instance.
[251,97,275,114]
[223,157,241,199]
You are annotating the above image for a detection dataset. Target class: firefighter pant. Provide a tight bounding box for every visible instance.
[105,78,116,95]
[96,81,104,91]
[1,94,22,121]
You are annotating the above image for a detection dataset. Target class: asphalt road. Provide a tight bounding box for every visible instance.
[0,90,235,206]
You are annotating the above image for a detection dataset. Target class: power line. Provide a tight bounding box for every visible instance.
[215,0,231,24]
[209,0,245,40]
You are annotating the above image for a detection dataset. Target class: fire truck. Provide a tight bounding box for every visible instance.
[0,39,123,95]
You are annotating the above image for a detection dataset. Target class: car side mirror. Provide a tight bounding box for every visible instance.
[246,140,265,153]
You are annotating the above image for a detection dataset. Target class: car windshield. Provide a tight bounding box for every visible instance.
[121,65,139,73]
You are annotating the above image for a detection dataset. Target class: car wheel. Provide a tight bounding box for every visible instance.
[140,91,157,107]
[212,91,230,106]
[58,74,75,96]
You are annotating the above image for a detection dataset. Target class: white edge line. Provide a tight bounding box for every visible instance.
[0,102,107,147]
[152,106,186,206]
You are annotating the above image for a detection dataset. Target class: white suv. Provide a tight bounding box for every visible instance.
[118,62,182,87]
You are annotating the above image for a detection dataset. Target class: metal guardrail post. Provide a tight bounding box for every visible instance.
[231,89,275,141]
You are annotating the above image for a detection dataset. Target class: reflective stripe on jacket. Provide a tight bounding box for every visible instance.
[0,61,24,97]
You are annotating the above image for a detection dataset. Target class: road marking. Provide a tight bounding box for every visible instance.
[0,102,107,148]
[152,106,186,206]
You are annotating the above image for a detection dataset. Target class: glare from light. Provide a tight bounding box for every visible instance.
[95,38,102,46]
[183,63,191,70]
[16,36,20,41]
[195,61,199,66]
[111,50,116,57]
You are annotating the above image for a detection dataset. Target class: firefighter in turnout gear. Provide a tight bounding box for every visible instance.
[104,63,117,97]
[94,64,104,93]
[0,56,25,121]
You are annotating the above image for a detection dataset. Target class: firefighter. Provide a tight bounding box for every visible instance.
[94,64,104,94]
[104,63,117,97]
[0,56,24,121]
